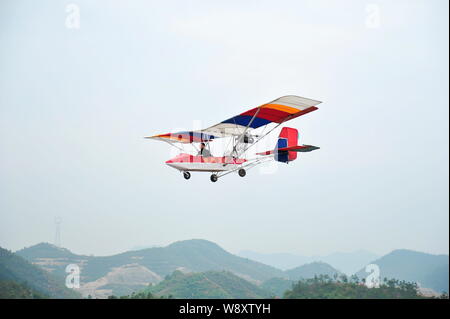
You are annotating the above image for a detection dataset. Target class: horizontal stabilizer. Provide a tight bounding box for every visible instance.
[256,145,320,156]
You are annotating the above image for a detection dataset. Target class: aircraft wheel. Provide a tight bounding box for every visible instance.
[238,169,246,177]
[183,172,191,180]
[210,174,218,183]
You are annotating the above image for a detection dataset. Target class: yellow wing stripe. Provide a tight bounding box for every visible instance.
[261,103,300,114]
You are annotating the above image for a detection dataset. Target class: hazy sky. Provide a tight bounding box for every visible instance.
[0,0,448,257]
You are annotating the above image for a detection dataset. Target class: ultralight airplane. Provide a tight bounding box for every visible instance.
[145,95,321,182]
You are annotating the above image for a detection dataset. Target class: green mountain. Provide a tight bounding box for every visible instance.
[141,270,273,299]
[0,247,80,298]
[16,242,80,260]
[285,262,341,280]
[355,249,449,293]
[16,239,284,298]
[15,240,447,299]
[0,281,48,299]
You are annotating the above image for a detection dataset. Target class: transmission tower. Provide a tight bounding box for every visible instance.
[54,216,62,247]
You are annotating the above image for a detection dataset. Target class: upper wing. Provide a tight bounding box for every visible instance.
[145,95,321,143]
[202,95,321,137]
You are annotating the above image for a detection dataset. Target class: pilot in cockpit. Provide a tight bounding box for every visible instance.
[198,142,212,157]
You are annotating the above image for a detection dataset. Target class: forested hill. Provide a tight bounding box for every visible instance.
[0,247,80,298]
[0,281,48,299]
[13,240,449,298]
[284,275,444,299]
[141,270,273,299]
[17,239,284,284]
[15,240,285,297]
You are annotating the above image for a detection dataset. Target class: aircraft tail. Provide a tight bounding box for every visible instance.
[275,127,299,163]
[256,127,319,163]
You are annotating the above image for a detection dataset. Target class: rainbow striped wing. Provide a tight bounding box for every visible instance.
[146,95,321,143]
[202,95,321,137]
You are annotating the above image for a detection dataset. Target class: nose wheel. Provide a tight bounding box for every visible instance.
[210,174,218,182]
[183,172,191,180]
[238,169,246,177]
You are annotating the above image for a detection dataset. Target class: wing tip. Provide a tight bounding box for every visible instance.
[275,95,323,106]
[144,135,160,139]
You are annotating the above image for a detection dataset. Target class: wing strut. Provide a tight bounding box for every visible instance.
[232,107,261,157]
[237,110,305,158]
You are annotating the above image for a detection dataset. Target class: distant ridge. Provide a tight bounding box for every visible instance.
[285,262,341,280]
[355,249,449,293]
[238,249,379,274]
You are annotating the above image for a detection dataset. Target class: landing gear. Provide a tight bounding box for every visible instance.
[210,174,218,183]
[238,169,246,177]
[183,171,191,180]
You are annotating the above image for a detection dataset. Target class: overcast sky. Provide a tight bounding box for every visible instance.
[0,0,448,257]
